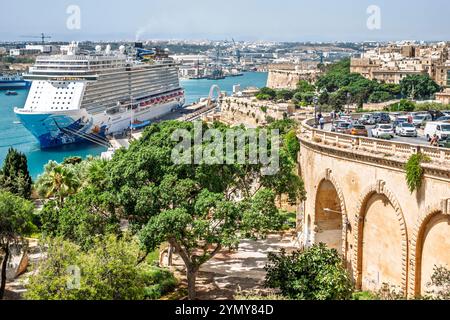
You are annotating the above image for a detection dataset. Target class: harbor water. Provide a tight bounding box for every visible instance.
[0,72,268,179]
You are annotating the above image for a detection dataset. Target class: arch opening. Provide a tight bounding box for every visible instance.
[415,212,450,296]
[358,193,404,292]
[314,180,343,254]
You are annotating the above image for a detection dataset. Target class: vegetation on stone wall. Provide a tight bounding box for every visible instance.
[405,153,431,193]
[425,265,450,300]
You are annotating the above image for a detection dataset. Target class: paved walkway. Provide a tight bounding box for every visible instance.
[169,232,299,300]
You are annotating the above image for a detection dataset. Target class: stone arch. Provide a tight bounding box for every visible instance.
[352,180,408,294]
[409,199,450,297]
[312,168,349,259]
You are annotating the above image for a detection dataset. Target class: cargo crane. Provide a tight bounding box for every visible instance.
[21,33,52,45]
[232,38,241,63]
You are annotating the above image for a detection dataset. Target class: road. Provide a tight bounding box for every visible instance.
[323,123,431,146]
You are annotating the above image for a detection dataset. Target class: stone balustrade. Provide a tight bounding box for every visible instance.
[299,117,450,168]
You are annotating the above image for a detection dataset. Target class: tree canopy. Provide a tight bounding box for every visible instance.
[0,148,32,199]
[399,74,441,100]
[106,120,305,299]
[0,191,35,299]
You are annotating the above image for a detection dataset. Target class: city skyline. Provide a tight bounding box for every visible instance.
[1,0,449,42]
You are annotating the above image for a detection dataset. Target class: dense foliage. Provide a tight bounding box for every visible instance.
[106,120,305,299]
[0,191,35,299]
[0,148,32,199]
[399,74,441,100]
[315,59,402,109]
[265,244,353,300]
[256,59,441,111]
[25,235,173,300]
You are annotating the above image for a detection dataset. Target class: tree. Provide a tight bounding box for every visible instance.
[265,244,353,300]
[25,235,161,300]
[400,74,440,100]
[368,91,394,103]
[39,187,120,250]
[256,87,276,100]
[318,90,330,106]
[35,161,81,206]
[0,148,32,199]
[107,121,306,299]
[387,99,416,112]
[284,130,300,163]
[276,89,294,101]
[296,80,315,94]
[0,191,35,299]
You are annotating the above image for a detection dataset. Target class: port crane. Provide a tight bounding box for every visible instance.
[232,38,241,63]
[21,33,52,45]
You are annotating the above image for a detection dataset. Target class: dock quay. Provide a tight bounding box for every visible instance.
[101,98,220,160]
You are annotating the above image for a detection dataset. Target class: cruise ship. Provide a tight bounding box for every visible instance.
[14,42,185,148]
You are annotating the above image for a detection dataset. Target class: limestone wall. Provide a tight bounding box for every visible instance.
[298,121,450,296]
[267,69,318,90]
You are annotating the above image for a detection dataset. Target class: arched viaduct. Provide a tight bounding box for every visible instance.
[297,118,450,297]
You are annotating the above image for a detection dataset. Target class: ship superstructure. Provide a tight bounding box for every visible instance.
[14,42,185,148]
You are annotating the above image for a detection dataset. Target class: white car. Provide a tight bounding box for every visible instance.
[396,123,418,137]
[372,124,395,138]
[424,122,450,141]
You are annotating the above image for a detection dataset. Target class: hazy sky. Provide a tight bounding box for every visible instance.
[1,0,449,42]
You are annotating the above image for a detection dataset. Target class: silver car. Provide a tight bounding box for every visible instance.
[372,124,395,138]
[396,123,418,137]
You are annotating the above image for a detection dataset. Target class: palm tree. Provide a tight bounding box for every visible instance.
[35,163,80,206]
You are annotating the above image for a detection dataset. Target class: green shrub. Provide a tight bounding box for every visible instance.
[141,266,178,300]
[265,244,354,300]
[405,153,431,193]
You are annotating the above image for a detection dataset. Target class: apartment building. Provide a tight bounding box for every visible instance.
[350,43,449,87]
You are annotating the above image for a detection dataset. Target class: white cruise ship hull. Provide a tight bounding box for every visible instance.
[15,98,184,149]
[13,42,185,148]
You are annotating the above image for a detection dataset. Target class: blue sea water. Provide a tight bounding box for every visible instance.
[0,72,268,179]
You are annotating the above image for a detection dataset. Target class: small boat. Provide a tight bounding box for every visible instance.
[5,90,18,96]
[130,119,151,130]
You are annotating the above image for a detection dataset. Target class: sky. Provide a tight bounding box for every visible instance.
[1,0,449,42]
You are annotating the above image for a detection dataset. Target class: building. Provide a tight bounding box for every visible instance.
[350,43,450,86]
[436,88,450,104]
[9,48,41,56]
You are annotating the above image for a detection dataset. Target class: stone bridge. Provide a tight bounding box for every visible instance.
[297,118,450,297]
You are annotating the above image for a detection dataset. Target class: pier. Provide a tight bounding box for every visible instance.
[102,86,222,160]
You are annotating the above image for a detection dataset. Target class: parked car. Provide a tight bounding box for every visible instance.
[438,136,450,148]
[373,112,390,124]
[339,115,353,123]
[345,124,368,137]
[372,124,395,138]
[333,121,352,133]
[427,110,445,121]
[331,120,348,132]
[389,112,402,122]
[393,117,409,133]
[436,115,450,122]
[412,114,433,128]
[396,123,418,137]
[424,122,450,141]
[359,114,376,125]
